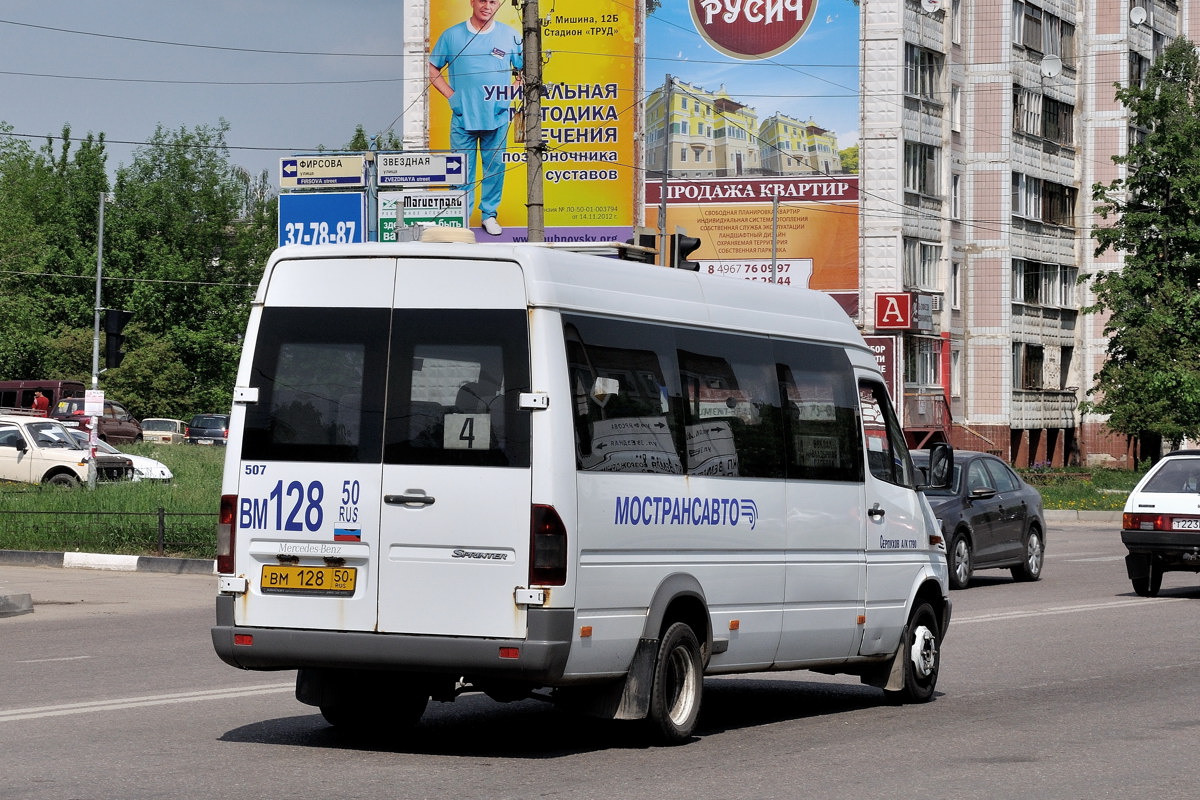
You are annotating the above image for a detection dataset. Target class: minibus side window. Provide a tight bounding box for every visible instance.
[774,341,865,482]
[242,307,389,463]
[676,330,783,479]
[564,315,684,474]
[858,379,915,488]
[383,309,530,468]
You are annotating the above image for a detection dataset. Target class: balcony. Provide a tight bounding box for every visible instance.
[903,391,951,448]
[1011,389,1078,428]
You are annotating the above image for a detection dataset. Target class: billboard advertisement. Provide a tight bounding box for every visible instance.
[426,0,637,243]
[643,0,861,314]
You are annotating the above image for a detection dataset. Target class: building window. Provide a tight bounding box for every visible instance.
[1042,97,1074,145]
[1012,173,1042,219]
[680,148,687,163]
[1130,51,1151,89]
[950,347,962,397]
[950,86,962,132]
[951,174,961,220]
[1013,88,1042,136]
[904,238,942,290]
[1013,2,1044,52]
[1042,181,1077,227]
[1059,346,1074,390]
[905,337,942,386]
[904,142,940,197]
[951,261,962,309]
[951,0,962,45]
[904,43,944,101]
[1013,260,1078,307]
[1014,343,1045,390]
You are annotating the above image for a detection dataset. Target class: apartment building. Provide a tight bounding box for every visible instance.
[862,0,1197,466]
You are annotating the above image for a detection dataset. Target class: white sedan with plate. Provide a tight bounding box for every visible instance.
[1121,450,1200,596]
[69,431,173,482]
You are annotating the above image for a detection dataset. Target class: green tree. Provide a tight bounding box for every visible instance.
[839,145,859,173]
[1089,37,1200,455]
[344,124,402,152]
[0,124,109,380]
[101,120,276,419]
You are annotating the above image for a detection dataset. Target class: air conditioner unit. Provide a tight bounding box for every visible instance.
[930,294,943,311]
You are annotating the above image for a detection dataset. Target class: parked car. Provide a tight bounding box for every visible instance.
[1120,450,1200,597]
[0,415,133,486]
[913,449,1046,589]
[68,431,172,482]
[141,418,186,445]
[50,397,142,444]
[186,413,229,446]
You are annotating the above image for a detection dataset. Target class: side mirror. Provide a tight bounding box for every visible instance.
[15,438,28,454]
[920,443,953,490]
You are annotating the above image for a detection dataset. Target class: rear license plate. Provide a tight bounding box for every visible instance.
[198,438,213,445]
[1172,518,1200,530]
[261,565,356,596]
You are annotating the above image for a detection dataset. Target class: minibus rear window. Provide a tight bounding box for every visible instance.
[383,309,531,468]
[242,307,389,463]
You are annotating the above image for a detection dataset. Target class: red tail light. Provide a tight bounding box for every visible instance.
[1124,512,1168,531]
[217,494,237,573]
[530,504,567,586]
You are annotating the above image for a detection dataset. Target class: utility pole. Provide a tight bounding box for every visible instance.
[659,74,673,266]
[88,192,104,489]
[521,0,545,242]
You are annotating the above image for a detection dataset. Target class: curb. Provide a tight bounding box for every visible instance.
[0,549,215,575]
[1044,510,1122,524]
[0,550,214,616]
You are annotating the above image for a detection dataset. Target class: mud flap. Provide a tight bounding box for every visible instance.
[615,637,659,720]
[1125,553,1152,580]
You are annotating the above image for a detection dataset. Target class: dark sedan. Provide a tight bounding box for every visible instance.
[913,449,1046,589]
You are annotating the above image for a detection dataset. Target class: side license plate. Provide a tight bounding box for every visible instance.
[261,565,356,596]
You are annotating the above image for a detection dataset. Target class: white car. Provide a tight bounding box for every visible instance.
[69,431,173,482]
[1121,450,1200,596]
[0,414,133,485]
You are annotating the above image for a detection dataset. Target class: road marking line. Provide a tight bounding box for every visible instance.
[0,683,293,722]
[955,596,1184,624]
[15,656,93,664]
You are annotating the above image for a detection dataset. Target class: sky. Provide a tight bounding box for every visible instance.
[0,1,861,188]
[0,1,408,180]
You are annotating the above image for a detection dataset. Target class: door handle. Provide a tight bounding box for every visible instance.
[385,491,435,506]
[868,503,886,519]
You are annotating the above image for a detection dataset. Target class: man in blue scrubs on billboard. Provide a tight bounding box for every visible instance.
[428,0,523,237]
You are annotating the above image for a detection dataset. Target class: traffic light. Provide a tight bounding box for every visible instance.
[670,234,702,271]
[621,232,658,264]
[104,309,133,369]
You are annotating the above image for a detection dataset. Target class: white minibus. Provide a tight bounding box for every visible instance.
[211,241,953,743]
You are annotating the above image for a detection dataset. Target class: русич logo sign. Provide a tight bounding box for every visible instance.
[690,0,819,61]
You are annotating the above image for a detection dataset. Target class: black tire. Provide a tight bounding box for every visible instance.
[947,532,973,590]
[647,621,703,744]
[883,601,941,705]
[44,473,79,488]
[1131,563,1163,597]
[1010,526,1044,582]
[320,689,428,732]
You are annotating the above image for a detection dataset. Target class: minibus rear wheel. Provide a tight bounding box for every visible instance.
[647,621,703,743]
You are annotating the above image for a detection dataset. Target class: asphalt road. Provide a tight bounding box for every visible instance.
[2,520,1198,800]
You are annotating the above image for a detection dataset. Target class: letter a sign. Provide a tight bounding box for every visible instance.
[875,293,913,329]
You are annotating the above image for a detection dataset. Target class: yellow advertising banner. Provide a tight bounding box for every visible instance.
[427,1,636,242]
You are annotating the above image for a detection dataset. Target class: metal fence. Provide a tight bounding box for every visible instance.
[0,509,216,559]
